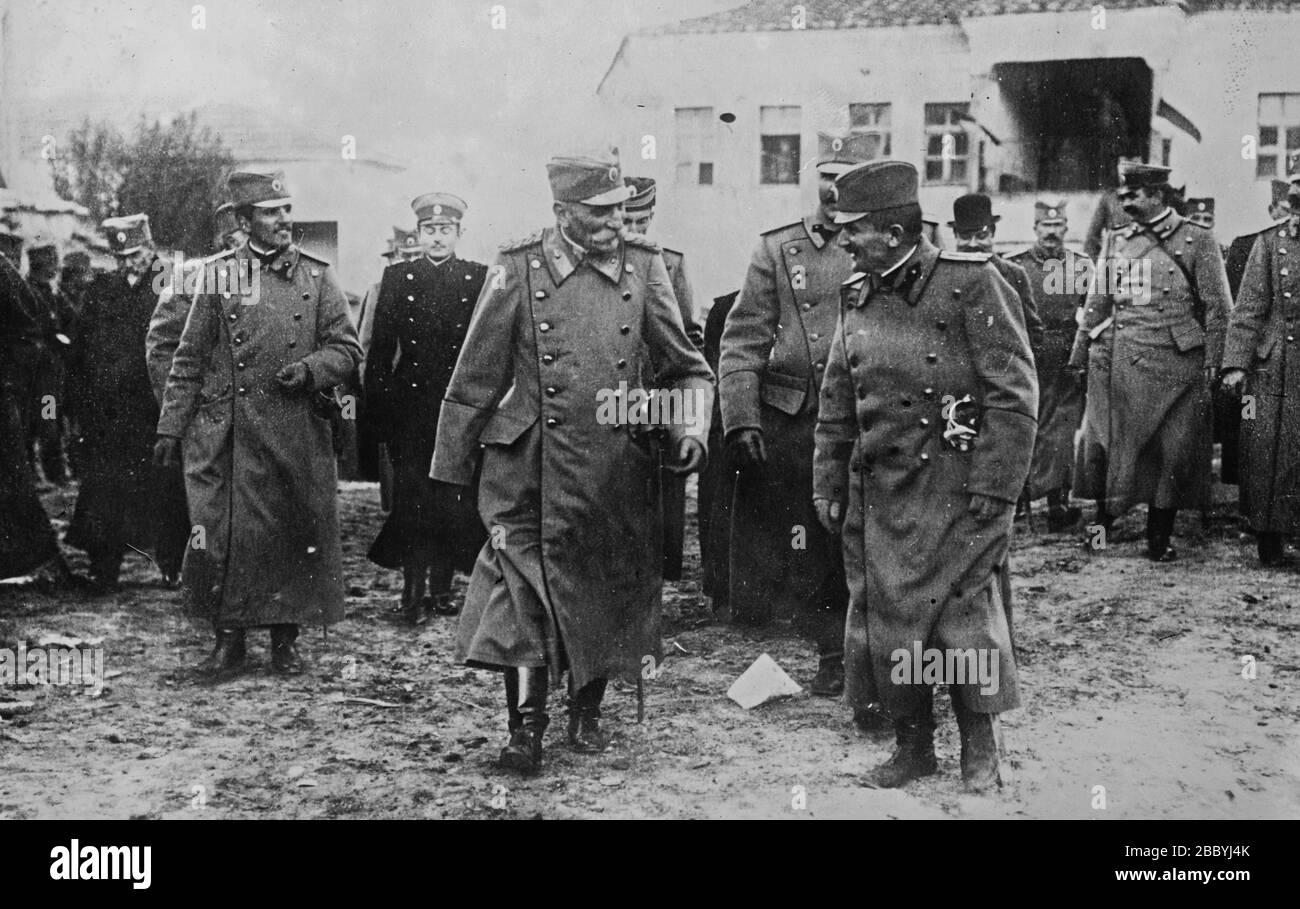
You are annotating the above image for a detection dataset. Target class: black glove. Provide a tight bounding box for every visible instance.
[727,428,767,471]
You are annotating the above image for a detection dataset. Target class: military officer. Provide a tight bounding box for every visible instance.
[717,142,862,696]
[66,215,189,590]
[1225,181,1291,299]
[949,194,1044,358]
[364,193,489,622]
[1220,180,1300,566]
[622,175,703,583]
[430,150,713,775]
[814,160,1037,791]
[1007,201,1088,531]
[154,171,363,676]
[1069,161,1231,561]
[1186,197,1216,231]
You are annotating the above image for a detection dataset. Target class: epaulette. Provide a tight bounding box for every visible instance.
[842,271,867,288]
[760,220,803,238]
[500,231,543,252]
[298,248,332,267]
[624,233,661,252]
[662,245,683,258]
[1003,247,1033,261]
[202,248,238,264]
[939,250,993,262]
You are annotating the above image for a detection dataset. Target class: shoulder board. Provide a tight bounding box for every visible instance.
[462,258,490,272]
[624,233,661,252]
[1003,247,1033,261]
[661,246,683,259]
[500,231,543,252]
[297,249,332,267]
[760,221,803,239]
[202,248,238,264]
[842,271,868,288]
[1182,220,1209,231]
[939,250,993,263]
[1272,217,1292,229]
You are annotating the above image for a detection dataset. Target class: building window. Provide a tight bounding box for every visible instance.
[1256,93,1300,179]
[924,103,970,184]
[760,105,801,185]
[847,103,891,159]
[675,107,716,185]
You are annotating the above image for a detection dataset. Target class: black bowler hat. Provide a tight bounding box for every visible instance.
[948,194,1000,232]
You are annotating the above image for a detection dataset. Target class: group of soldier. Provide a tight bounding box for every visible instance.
[2,135,1298,795]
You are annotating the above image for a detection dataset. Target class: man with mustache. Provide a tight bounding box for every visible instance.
[154,171,362,676]
[1070,161,1231,561]
[718,137,863,700]
[431,149,712,775]
[814,161,1037,791]
[364,193,488,622]
[1008,201,1089,531]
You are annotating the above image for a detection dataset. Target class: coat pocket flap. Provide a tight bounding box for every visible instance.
[1169,324,1205,353]
[1255,335,1278,362]
[480,407,536,445]
[760,381,806,415]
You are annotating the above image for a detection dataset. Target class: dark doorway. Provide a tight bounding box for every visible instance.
[994,58,1152,192]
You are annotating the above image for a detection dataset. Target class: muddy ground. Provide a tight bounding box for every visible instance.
[1,479,1297,820]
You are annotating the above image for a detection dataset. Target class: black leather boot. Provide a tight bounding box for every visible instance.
[1258,532,1285,566]
[567,678,611,753]
[861,715,938,788]
[1147,507,1178,561]
[270,624,303,675]
[198,627,246,676]
[810,652,845,697]
[400,558,430,625]
[953,692,1002,793]
[852,702,892,737]
[499,668,548,774]
[1046,490,1082,532]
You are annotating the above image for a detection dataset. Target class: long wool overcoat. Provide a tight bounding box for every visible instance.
[431,227,713,690]
[157,244,362,628]
[813,241,1038,716]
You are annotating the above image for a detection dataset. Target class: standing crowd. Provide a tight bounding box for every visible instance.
[2,139,1297,793]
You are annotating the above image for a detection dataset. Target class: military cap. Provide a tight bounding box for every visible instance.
[815,133,871,177]
[1187,197,1214,215]
[102,213,152,255]
[1034,200,1067,224]
[623,176,657,212]
[214,203,239,238]
[832,160,919,224]
[546,151,633,205]
[392,226,422,256]
[1272,179,1292,205]
[1118,159,1171,189]
[227,170,292,208]
[949,194,1000,232]
[412,192,467,224]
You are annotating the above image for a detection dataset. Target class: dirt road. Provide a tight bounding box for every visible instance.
[2,481,1296,819]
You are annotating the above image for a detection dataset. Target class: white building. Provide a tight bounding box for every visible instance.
[597,0,1300,304]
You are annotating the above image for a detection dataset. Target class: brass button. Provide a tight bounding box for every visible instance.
[545,417,558,427]
[539,322,551,332]
[293,313,303,321]
[530,259,541,269]
[920,453,930,462]
[408,295,415,302]
[624,264,634,274]
[237,362,246,370]
[920,418,930,427]
[936,320,947,330]
[620,324,630,334]
[617,359,627,368]
[546,386,558,396]
[815,361,825,369]
[1283,268,1291,277]
[802,303,812,311]
[952,289,961,298]
[788,246,799,255]
[1289,335,1296,342]
[542,354,555,364]
[535,291,547,299]
[622,291,632,300]
[810,333,820,341]
[302,292,311,299]
[234,336,243,345]
[926,353,938,363]
[406,273,414,280]
[924,387,934,397]
[288,341,296,348]
[238,387,248,396]
[228,313,238,322]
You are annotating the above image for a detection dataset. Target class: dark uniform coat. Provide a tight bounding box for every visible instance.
[1222,219,1300,532]
[430,228,713,690]
[1070,211,1230,513]
[991,255,1045,359]
[157,245,362,628]
[65,268,188,574]
[813,240,1037,716]
[1007,245,1089,498]
[0,255,59,577]
[699,291,737,605]
[654,246,703,581]
[363,254,488,571]
[718,215,849,636]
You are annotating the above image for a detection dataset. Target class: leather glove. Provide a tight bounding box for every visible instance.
[152,435,182,469]
[275,361,312,394]
[727,428,767,470]
[1219,368,1247,393]
[666,437,706,476]
[814,497,844,535]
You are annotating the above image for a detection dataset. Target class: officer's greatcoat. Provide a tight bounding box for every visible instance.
[813,240,1037,716]
[719,215,850,627]
[1007,245,1089,498]
[1223,219,1300,532]
[66,268,188,573]
[431,228,713,690]
[364,254,488,571]
[157,245,362,627]
[1070,211,1230,513]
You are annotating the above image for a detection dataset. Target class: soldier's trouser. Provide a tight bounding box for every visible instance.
[568,677,608,716]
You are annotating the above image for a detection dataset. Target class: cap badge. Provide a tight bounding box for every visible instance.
[117,232,127,243]
[607,166,619,184]
[831,137,844,152]
[271,179,283,192]
[433,204,442,215]
[1048,209,1058,218]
